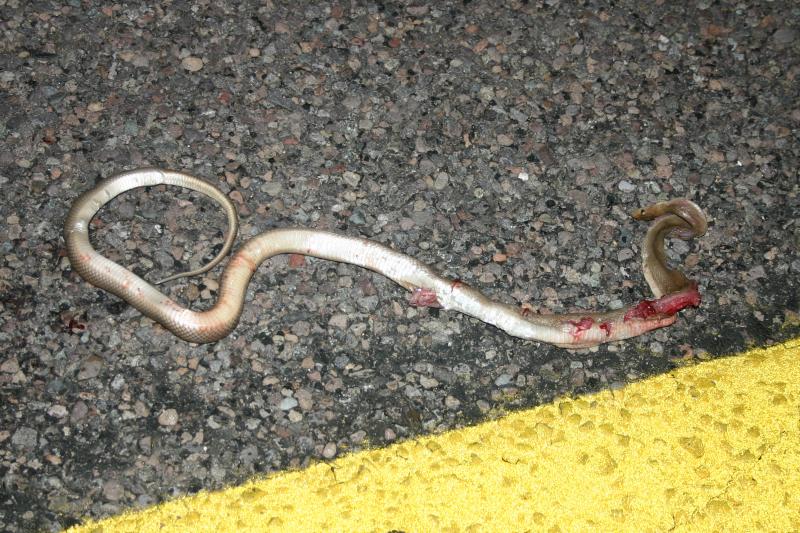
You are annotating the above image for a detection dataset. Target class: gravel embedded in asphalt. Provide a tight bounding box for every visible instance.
[0,1,798,531]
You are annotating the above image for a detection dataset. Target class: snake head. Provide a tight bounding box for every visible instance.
[632,198,708,298]
[631,199,708,239]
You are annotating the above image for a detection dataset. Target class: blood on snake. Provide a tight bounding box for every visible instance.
[64,168,707,348]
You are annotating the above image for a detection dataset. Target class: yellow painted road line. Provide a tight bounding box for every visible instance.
[68,339,800,533]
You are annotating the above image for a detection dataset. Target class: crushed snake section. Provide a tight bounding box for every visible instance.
[64,168,708,348]
[623,283,702,322]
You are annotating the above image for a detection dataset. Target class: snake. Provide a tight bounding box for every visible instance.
[64,168,707,348]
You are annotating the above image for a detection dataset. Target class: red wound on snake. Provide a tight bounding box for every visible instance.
[599,322,612,336]
[624,283,701,322]
[409,288,442,308]
[568,317,594,332]
[567,317,594,341]
[624,300,657,321]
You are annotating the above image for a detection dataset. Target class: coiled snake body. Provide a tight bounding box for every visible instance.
[64,168,707,348]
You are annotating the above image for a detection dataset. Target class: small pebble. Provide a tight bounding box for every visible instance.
[77,356,104,380]
[47,405,68,418]
[419,375,439,389]
[322,442,337,459]
[1,358,19,373]
[70,401,88,423]
[444,395,461,409]
[158,409,179,427]
[181,56,204,71]
[494,374,513,387]
[102,480,125,502]
[350,430,367,444]
[617,248,634,262]
[329,313,349,329]
[294,389,313,410]
[342,171,362,187]
[433,172,450,190]
[11,427,38,450]
[618,180,636,192]
[279,397,299,411]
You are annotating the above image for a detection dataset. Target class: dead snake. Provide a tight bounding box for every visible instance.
[64,168,707,348]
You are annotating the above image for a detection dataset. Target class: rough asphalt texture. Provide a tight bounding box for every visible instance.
[1,1,798,531]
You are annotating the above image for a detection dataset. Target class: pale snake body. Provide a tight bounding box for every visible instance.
[64,168,707,348]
